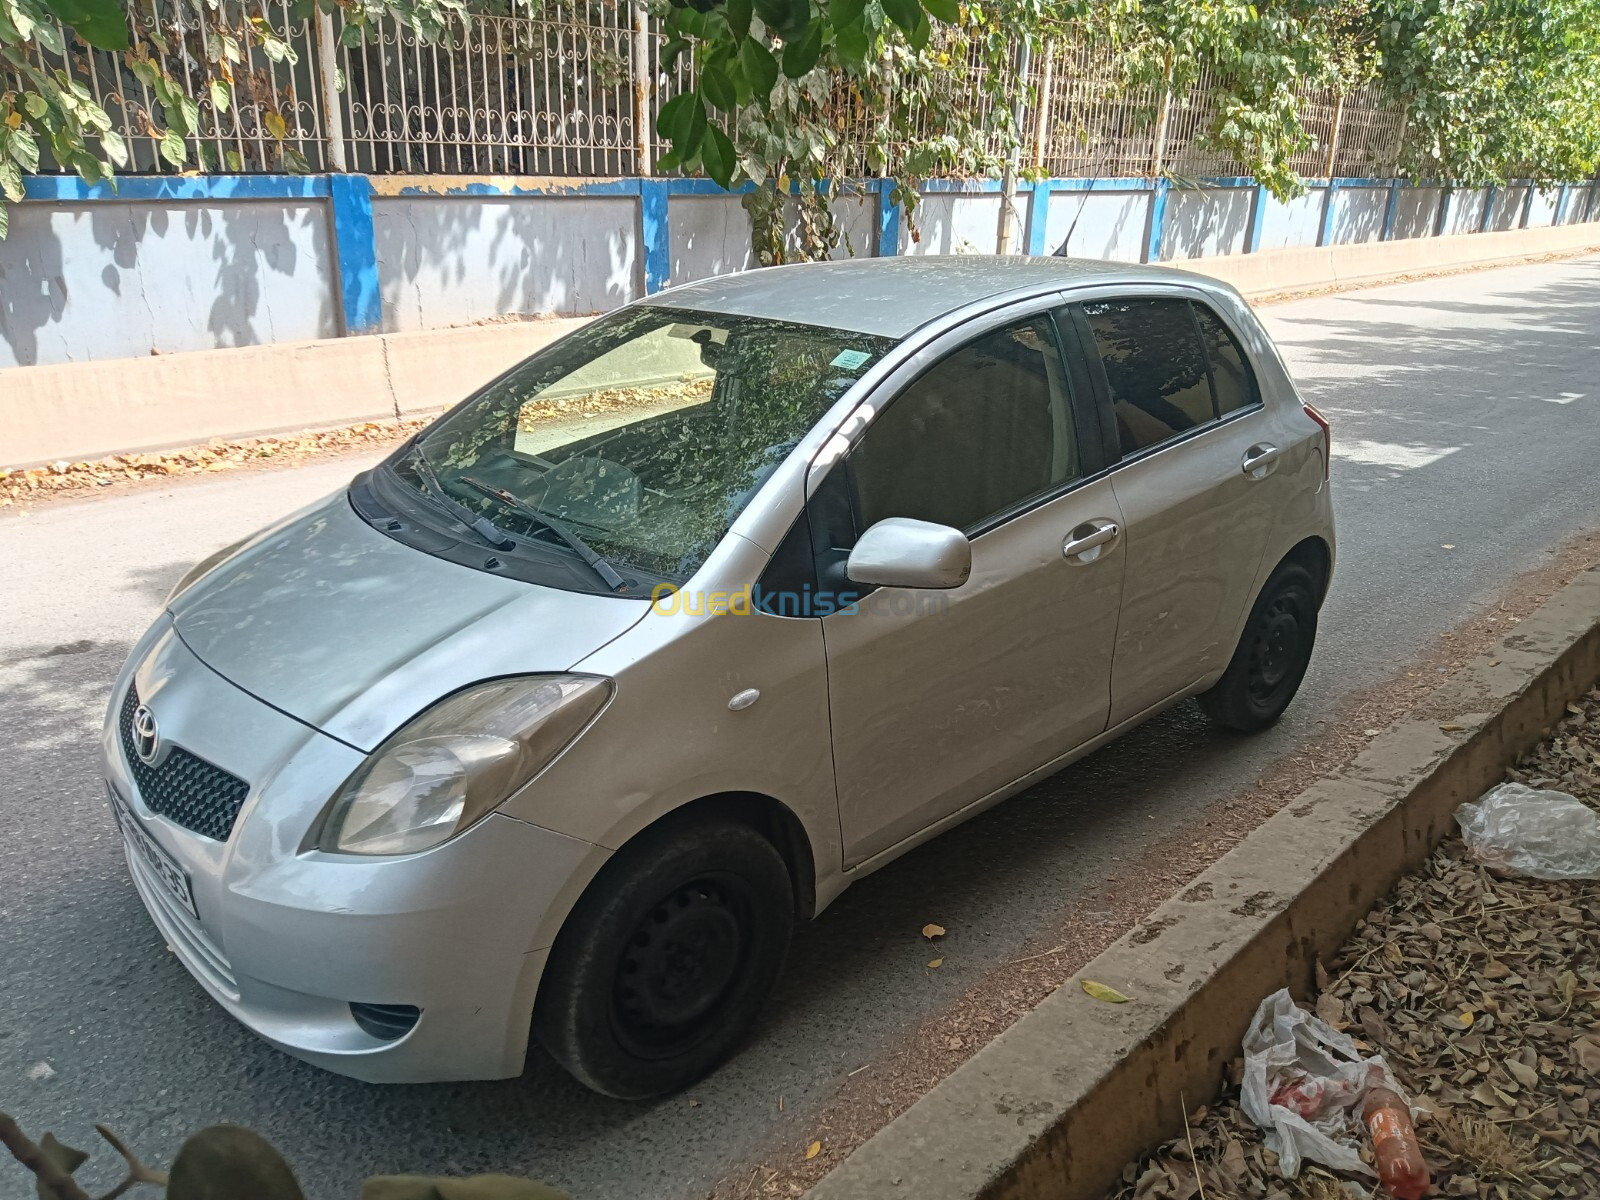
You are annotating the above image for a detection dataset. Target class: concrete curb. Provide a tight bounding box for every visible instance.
[807,564,1600,1200]
[4,222,1598,469]
[0,317,591,468]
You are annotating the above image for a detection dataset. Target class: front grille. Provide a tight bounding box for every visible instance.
[119,686,250,842]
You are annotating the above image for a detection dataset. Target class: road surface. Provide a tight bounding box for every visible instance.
[3,255,1599,1199]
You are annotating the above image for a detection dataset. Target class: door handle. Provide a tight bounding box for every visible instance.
[1241,443,1280,479]
[1063,519,1120,563]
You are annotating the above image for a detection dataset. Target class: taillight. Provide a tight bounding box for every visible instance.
[1303,402,1331,481]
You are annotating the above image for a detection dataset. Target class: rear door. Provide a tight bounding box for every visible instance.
[1067,292,1289,725]
[815,305,1126,866]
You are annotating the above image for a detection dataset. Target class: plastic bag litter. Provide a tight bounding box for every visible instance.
[1240,989,1411,1179]
[1455,782,1600,881]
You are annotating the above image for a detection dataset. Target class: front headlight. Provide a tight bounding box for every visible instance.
[316,675,612,856]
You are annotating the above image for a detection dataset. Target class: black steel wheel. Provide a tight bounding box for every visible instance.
[1197,559,1319,732]
[535,816,793,1098]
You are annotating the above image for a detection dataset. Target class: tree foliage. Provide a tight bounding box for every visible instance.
[1,0,1597,246]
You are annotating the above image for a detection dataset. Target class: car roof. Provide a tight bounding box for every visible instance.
[641,255,1218,339]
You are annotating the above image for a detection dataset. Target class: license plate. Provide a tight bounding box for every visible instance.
[108,784,198,920]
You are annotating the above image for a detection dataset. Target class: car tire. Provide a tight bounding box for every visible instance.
[534,816,794,1099]
[1196,560,1319,733]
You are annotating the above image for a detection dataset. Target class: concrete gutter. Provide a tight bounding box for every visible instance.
[3,221,1598,468]
[807,564,1600,1200]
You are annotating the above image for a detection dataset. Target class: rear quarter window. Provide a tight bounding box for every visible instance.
[1192,302,1261,416]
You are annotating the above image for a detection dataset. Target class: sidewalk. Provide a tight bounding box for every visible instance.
[1107,685,1600,1200]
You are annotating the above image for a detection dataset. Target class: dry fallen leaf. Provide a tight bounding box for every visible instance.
[921,923,946,940]
[1081,979,1131,1004]
[927,958,944,969]
[804,1141,821,1161]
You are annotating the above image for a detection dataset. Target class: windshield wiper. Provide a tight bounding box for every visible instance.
[402,445,517,551]
[455,474,629,594]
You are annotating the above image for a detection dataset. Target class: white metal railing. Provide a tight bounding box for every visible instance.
[25,2,1407,181]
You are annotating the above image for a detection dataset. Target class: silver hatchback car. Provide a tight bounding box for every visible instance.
[104,257,1333,1096]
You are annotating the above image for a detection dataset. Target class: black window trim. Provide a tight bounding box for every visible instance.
[1070,294,1267,471]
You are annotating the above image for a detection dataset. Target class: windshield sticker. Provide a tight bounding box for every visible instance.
[830,349,871,370]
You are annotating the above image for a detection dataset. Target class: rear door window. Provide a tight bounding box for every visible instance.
[1081,298,1214,456]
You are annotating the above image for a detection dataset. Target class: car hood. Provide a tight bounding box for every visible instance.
[169,492,649,751]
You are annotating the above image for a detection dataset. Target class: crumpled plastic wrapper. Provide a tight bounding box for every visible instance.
[1240,989,1410,1178]
[1456,782,1600,880]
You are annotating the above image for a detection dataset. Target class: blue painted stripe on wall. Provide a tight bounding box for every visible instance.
[1318,181,1339,247]
[640,179,671,294]
[876,180,900,258]
[1247,184,1268,254]
[1145,179,1169,263]
[328,175,382,337]
[1026,182,1050,255]
[22,174,330,202]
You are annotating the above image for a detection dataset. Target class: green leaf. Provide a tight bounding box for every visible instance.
[0,202,10,240]
[907,5,930,49]
[655,92,693,141]
[101,128,128,167]
[752,0,790,32]
[702,124,736,188]
[921,0,958,23]
[159,128,187,166]
[738,37,779,96]
[24,93,49,120]
[832,0,866,28]
[835,19,868,66]
[661,36,691,73]
[669,92,709,157]
[880,0,920,33]
[1081,979,1131,1004]
[701,59,737,110]
[782,20,823,76]
[725,0,752,41]
[42,0,129,50]
[8,127,41,173]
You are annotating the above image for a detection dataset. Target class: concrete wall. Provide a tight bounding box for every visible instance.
[1256,187,1326,251]
[0,198,337,369]
[1162,186,1252,259]
[7,173,1600,374]
[373,194,639,332]
[1044,189,1148,261]
[1327,186,1388,244]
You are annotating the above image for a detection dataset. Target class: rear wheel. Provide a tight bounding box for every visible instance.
[534,817,793,1099]
[1197,560,1319,732]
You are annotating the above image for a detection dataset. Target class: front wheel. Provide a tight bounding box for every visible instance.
[534,816,794,1099]
[1197,560,1319,732]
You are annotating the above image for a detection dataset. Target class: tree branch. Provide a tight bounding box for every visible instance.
[0,1114,92,1200]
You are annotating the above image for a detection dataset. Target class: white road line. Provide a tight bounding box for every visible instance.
[1545,392,1585,404]
[1330,439,1461,470]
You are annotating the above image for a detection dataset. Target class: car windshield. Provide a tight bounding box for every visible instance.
[396,305,896,590]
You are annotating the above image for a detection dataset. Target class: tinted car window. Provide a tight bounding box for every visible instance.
[851,316,1079,534]
[1082,298,1213,456]
[1192,302,1259,415]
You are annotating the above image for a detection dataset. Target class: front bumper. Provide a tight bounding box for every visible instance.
[103,617,602,1082]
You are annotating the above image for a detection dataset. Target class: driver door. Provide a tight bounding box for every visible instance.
[820,307,1127,867]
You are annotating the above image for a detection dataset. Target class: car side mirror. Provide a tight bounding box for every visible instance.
[845,518,971,590]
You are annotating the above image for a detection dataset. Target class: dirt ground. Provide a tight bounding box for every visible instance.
[1104,682,1600,1200]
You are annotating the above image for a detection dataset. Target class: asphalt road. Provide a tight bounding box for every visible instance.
[4,256,1600,1199]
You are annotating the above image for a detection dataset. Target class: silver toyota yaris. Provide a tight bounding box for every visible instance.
[104,256,1334,1096]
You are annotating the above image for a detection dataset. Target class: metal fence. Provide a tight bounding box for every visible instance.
[25,1,1407,181]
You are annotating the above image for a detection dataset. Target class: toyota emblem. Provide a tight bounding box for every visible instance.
[131,704,161,766]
